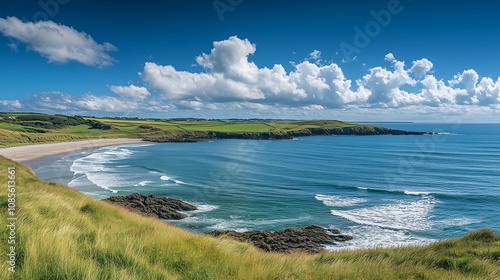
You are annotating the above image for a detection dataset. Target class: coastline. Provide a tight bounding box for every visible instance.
[1,138,355,253]
[1,142,497,279]
[0,128,496,255]
[0,138,146,162]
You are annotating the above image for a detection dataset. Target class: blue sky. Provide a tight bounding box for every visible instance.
[1,0,499,121]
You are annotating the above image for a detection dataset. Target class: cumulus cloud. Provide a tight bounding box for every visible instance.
[0,16,117,67]
[309,50,321,60]
[0,100,22,109]
[28,91,134,111]
[359,53,418,106]
[3,36,500,120]
[196,36,259,84]
[23,91,180,114]
[109,85,151,100]
[410,58,433,78]
[142,36,362,108]
[449,69,500,106]
[138,36,500,112]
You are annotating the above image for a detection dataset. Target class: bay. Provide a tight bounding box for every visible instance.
[28,123,500,250]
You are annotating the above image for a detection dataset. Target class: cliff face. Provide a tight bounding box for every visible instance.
[144,126,429,142]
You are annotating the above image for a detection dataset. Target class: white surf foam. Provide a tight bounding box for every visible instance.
[325,225,435,251]
[331,196,438,231]
[69,147,134,193]
[119,143,155,148]
[404,190,430,196]
[315,194,368,207]
[205,215,313,232]
[134,181,152,187]
[178,204,219,218]
[160,175,186,185]
[192,204,219,213]
[177,214,312,233]
[436,217,480,227]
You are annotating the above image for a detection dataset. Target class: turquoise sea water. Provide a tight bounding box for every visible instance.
[28,123,500,250]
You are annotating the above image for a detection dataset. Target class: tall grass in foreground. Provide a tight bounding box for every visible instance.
[0,156,499,279]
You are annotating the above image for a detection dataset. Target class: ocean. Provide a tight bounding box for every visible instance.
[27,123,500,250]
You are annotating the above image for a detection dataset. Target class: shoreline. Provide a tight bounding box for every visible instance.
[1,135,491,253]
[0,139,356,253]
[0,138,146,162]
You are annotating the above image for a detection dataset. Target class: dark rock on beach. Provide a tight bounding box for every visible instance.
[208,225,353,254]
[103,193,197,220]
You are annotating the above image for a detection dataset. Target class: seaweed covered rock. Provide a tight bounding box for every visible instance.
[208,225,352,254]
[103,193,197,220]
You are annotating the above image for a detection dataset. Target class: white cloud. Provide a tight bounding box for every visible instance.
[384,53,395,62]
[359,53,417,106]
[449,69,500,106]
[176,100,204,110]
[196,36,259,84]
[3,36,500,121]
[0,100,22,109]
[138,36,500,113]
[309,50,321,60]
[410,58,433,78]
[27,91,143,112]
[109,85,151,100]
[142,36,362,108]
[0,16,117,67]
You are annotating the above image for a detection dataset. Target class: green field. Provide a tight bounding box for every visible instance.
[0,156,499,279]
[0,113,383,148]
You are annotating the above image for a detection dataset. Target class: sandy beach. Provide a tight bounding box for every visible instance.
[0,138,146,162]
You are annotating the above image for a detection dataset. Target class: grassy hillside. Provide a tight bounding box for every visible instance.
[0,113,413,148]
[1,156,499,279]
[0,128,90,148]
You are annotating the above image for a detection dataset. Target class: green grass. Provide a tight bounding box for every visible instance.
[0,122,27,132]
[0,113,383,148]
[0,156,499,279]
[56,125,116,136]
[0,128,91,148]
[170,121,274,132]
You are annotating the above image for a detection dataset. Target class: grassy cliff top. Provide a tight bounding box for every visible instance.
[0,156,499,279]
[0,112,413,148]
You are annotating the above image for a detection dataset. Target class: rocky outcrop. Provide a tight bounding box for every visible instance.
[144,126,431,143]
[289,126,428,136]
[103,193,197,220]
[208,225,353,254]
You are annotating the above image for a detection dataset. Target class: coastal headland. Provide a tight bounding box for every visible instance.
[0,113,430,149]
